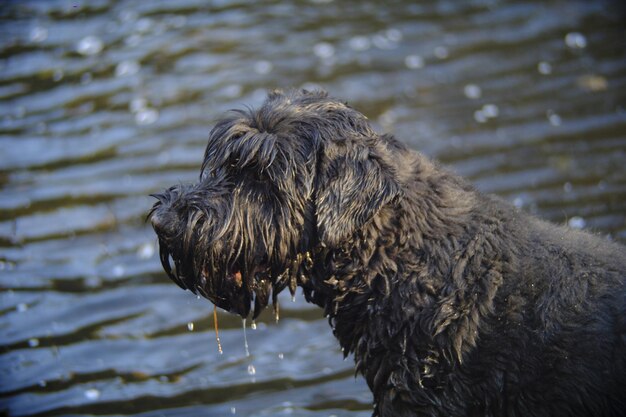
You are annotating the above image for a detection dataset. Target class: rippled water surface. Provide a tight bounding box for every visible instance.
[1,1,625,416]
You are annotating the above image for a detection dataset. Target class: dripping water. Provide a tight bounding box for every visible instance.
[273,300,280,322]
[242,318,250,357]
[213,305,223,355]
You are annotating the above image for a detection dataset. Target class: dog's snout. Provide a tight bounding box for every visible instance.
[149,208,166,233]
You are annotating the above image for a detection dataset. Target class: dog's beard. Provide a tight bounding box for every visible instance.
[156,236,309,319]
[150,191,309,319]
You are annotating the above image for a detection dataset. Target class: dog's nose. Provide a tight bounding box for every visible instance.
[148,201,171,237]
[150,209,164,231]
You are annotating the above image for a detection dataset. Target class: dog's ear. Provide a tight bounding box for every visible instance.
[315,143,401,247]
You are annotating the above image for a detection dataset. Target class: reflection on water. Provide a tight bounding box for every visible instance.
[1,0,625,416]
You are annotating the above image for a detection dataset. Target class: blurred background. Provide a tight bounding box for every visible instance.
[1,0,625,416]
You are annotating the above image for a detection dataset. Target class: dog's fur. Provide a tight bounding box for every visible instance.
[149,90,626,417]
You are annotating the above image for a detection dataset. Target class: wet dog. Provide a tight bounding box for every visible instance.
[149,90,626,417]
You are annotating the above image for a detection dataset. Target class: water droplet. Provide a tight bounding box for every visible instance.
[278,352,284,359]
[385,28,402,42]
[372,33,394,49]
[473,110,487,124]
[565,32,587,49]
[568,216,586,230]
[230,407,236,414]
[281,401,293,414]
[254,60,273,74]
[482,104,499,118]
[250,320,257,330]
[547,110,562,126]
[135,108,159,126]
[404,54,424,69]
[220,84,243,98]
[313,42,335,59]
[112,265,125,277]
[463,84,481,99]
[563,182,573,193]
[434,46,449,59]
[84,388,101,400]
[537,61,552,75]
[28,338,39,347]
[30,27,48,43]
[513,197,524,208]
[17,303,28,312]
[77,36,104,56]
[247,364,256,375]
[348,36,370,51]
[137,242,155,259]
[115,60,140,77]
[187,322,194,331]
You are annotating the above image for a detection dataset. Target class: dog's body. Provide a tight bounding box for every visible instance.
[150,90,626,417]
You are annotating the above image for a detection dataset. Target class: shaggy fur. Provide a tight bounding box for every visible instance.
[149,90,626,417]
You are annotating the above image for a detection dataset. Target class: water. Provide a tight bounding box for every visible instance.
[1,1,625,416]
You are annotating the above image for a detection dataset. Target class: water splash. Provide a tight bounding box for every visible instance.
[250,320,257,330]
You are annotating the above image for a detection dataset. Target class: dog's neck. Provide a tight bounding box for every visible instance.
[298,153,512,400]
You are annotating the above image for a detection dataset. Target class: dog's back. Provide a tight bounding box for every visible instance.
[475,198,626,416]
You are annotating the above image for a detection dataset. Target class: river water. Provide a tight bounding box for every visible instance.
[1,1,625,416]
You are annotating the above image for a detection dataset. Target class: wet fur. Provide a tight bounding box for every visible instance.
[150,90,626,417]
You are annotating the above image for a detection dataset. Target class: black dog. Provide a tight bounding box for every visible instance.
[149,90,626,417]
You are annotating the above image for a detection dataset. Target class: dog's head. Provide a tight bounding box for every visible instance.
[149,90,401,318]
